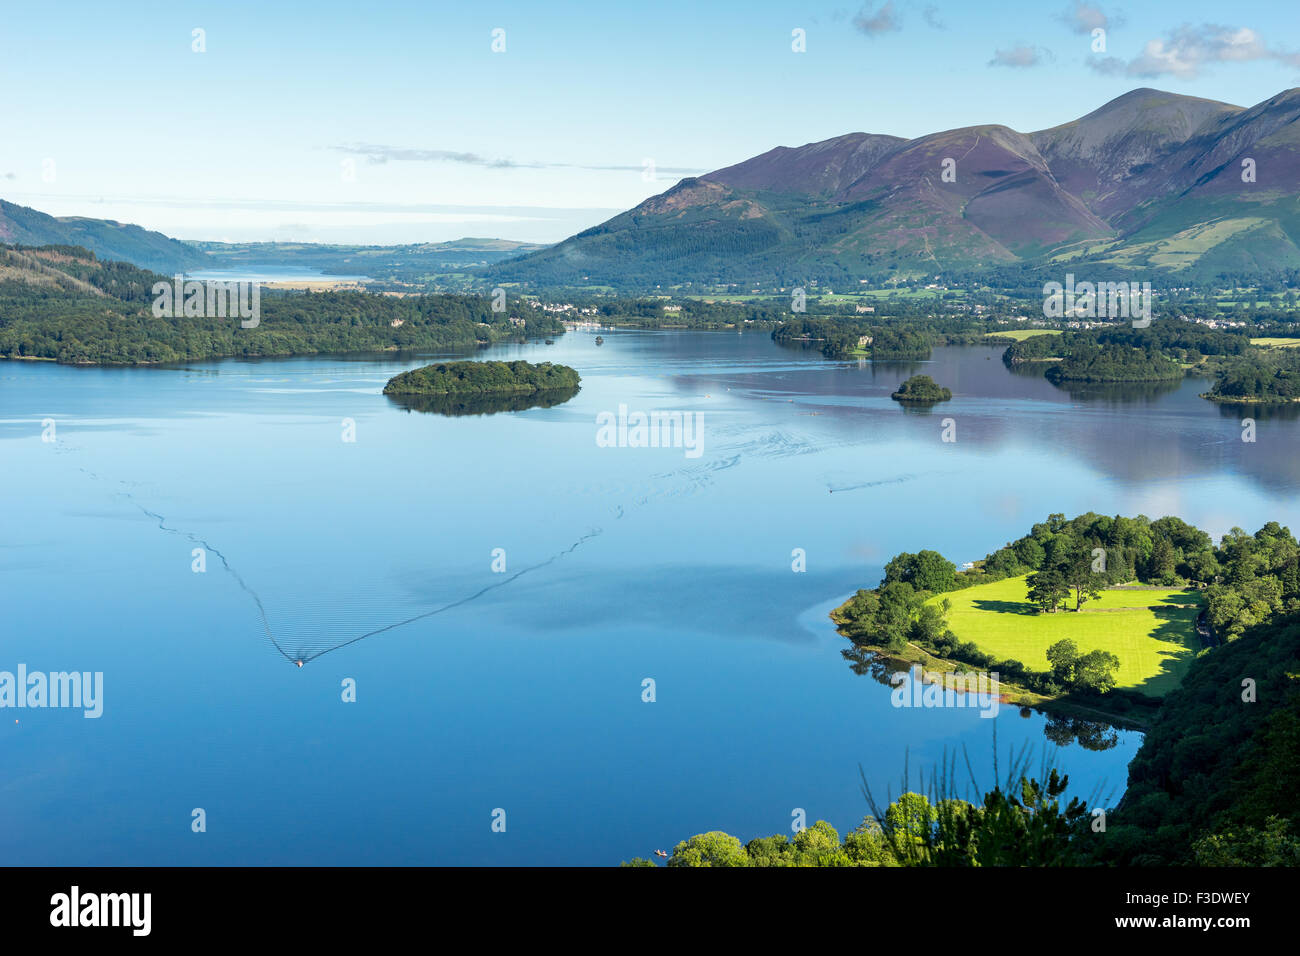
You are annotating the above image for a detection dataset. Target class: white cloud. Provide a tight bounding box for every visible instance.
[332,144,705,175]
[1089,23,1300,78]
[1059,2,1120,35]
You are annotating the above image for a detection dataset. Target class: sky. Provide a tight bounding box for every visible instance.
[2,0,1298,245]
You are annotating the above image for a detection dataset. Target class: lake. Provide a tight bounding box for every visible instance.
[2,332,1297,865]
[188,268,373,284]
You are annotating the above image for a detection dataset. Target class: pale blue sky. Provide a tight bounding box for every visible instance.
[3,0,1298,244]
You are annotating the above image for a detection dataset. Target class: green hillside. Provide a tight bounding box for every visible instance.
[0,199,208,273]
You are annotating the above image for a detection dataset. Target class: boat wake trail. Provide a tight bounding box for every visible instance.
[129,493,602,665]
[292,526,603,663]
[826,469,958,494]
[827,474,919,494]
[124,499,291,662]
[76,460,601,666]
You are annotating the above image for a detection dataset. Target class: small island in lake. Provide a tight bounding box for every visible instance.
[384,359,579,397]
[890,375,951,404]
[383,360,580,415]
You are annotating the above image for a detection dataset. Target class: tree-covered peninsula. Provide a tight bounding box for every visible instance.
[1000,322,1254,387]
[771,320,931,360]
[1202,349,1300,403]
[1044,344,1185,384]
[630,514,1300,867]
[891,375,951,403]
[832,513,1298,712]
[0,245,566,365]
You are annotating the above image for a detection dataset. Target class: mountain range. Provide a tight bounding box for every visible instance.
[489,88,1300,288]
[6,88,1299,291]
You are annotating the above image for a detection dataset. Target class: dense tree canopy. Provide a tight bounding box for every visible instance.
[383,360,580,397]
[1204,350,1300,403]
[890,375,952,403]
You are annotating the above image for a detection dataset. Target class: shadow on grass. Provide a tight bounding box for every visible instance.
[971,599,1040,616]
[1146,591,1204,609]
[1127,606,1202,698]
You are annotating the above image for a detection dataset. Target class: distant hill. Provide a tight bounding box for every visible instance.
[0,198,547,283]
[489,88,1300,289]
[0,200,209,274]
[188,238,548,282]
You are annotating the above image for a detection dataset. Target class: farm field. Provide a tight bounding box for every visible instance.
[926,575,1204,697]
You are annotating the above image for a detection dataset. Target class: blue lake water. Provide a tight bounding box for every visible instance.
[188,268,372,283]
[2,332,1298,865]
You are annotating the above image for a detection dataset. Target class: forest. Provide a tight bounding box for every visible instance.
[996,321,1300,392]
[0,245,565,365]
[770,318,931,359]
[1203,349,1300,403]
[1004,323,1251,366]
[1044,343,1185,384]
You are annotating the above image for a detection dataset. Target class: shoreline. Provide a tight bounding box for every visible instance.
[832,627,1155,731]
[1200,392,1300,405]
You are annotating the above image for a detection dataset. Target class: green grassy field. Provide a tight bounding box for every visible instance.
[1250,337,1300,348]
[926,575,1203,697]
[984,329,1062,341]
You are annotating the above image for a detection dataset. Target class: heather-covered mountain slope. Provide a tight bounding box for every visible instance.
[492,88,1300,289]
